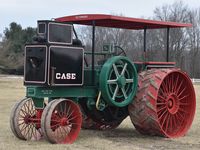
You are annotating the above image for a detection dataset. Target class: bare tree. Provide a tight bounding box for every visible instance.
[75,2,200,78]
[187,9,200,78]
[153,1,191,69]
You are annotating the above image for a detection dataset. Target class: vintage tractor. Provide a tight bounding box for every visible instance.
[10,14,196,144]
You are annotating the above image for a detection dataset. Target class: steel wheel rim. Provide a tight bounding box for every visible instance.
[43,99,82,144]
[12,98,42,140]
[157,71,196,137]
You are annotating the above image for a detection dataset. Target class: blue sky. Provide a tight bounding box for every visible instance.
[0,0,200,36]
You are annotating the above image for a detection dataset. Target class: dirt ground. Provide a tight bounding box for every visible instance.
[0,76,200,150]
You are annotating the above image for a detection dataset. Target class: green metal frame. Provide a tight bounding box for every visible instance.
[27,68,101,109]
[26,45,138,110]
[27,86,97,108]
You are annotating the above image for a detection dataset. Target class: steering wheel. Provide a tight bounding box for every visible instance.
[114,46,127,56]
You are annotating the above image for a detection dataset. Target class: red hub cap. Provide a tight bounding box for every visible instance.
[60,117,69,126]
[167,94,179,114]
[24,115,31,124]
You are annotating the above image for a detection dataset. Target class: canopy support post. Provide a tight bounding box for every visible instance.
[166,27,170,62]
[144,28,147,62]
[92,21,96,85]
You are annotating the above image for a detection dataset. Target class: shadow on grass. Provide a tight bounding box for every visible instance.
[80,127,162,140]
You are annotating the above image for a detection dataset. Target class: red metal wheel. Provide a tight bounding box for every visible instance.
[41,99,82,144]
[128,69,196,138]
[10,98,43,140]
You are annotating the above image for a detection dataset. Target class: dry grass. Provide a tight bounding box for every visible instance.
[0,76,200,150]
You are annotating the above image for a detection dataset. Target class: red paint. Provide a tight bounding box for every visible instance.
[134,61,176,65]
[129,69,196,138]
[55,14,192,29]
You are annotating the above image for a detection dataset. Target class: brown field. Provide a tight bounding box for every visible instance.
[0,76,200,150]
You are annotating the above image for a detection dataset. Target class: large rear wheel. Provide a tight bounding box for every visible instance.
[129,69,196,138]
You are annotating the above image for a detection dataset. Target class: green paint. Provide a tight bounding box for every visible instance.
[99,56,138,107]
[27,86,97,98]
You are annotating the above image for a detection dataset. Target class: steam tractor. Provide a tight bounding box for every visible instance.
[10,14,196,144]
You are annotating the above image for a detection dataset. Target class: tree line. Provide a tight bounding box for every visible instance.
[0,1,199,78]
[0,22,36,71]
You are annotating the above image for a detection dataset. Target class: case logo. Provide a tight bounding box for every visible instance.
[56,73,76,80]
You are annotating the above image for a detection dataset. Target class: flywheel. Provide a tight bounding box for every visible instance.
[99,56,138,107]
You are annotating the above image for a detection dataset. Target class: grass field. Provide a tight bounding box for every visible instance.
[0,76,200,150]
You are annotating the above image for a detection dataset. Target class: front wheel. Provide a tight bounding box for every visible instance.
[10,98,43,140]
[41,99,82,144]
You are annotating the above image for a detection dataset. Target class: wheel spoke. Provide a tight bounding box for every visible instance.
[169,75,174,93]
[61,126,70,135]
[162,81,169,95]
[30,100,35,115]
[179,102,189,106]
[159,88,168,98]
[172,115,177,130]
[70,122,82,126]
[112,85,119,100]
[126,79,133,83]
[161,112,169,129]
[67,109,75,119]
[68,115,81,122]
[157,105,167,113]
[179,107,189,114]
[24,124,31,139]
[29,124,34,140]
[177,87,186,98]
[175,80,184,95]
[60,103,64,114]
[176,111,184,120]
[20,123,29,133]
[166,76,171,93]
[158,108,168,120]
[51,123,60,129]
[64,102,67,116]
[168,114,173,132]
[32,127,37,140]
[20,108,28,116]
[164,113,170,132]
[157,102,166,106]
[107,79,117,84]
[51,119,60,123]
[113,64,120,78]
[60,127,67,140]
[66,104,71,118]
[178,94,189,101]
[121,87,128,99]
[174,113,181,123]
[158,94,167,102]
[173,75,179,92]
[121,63,127,75]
